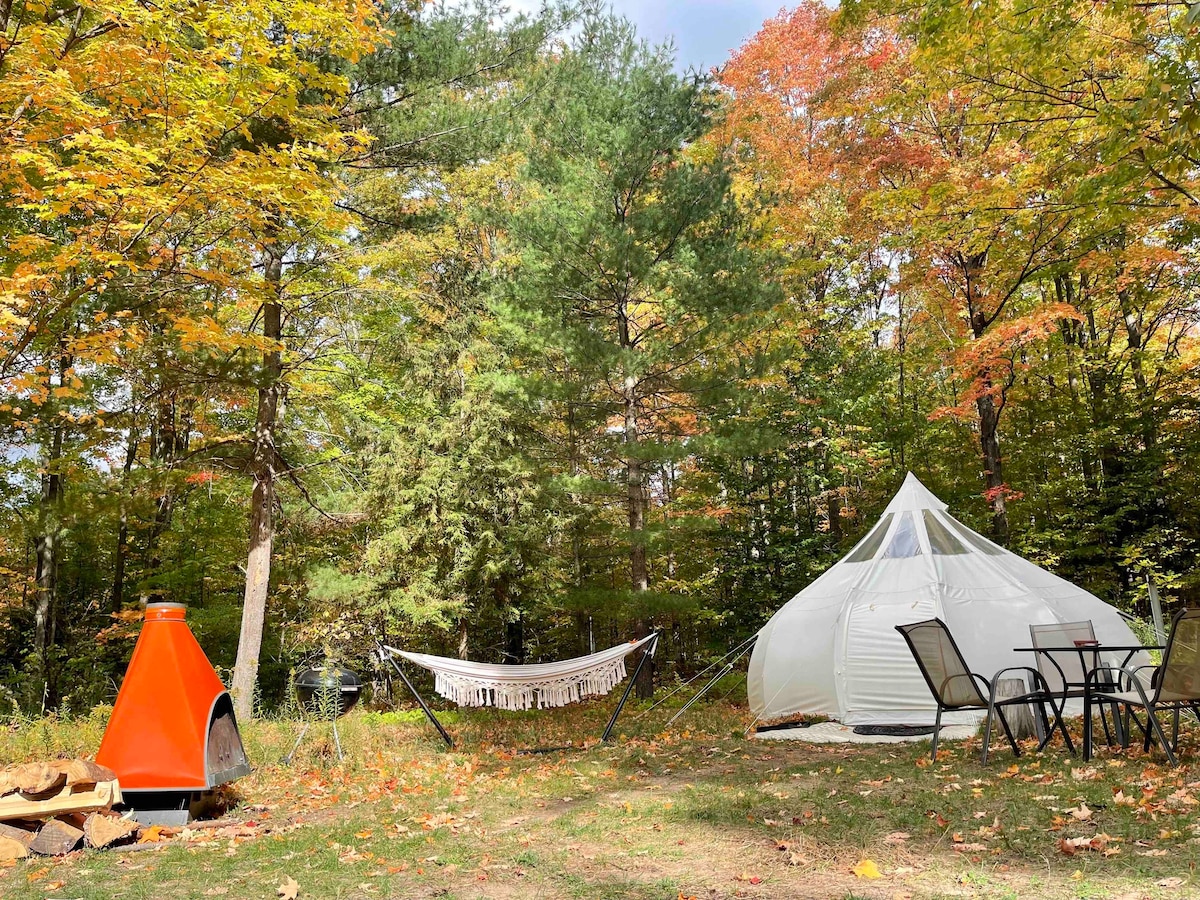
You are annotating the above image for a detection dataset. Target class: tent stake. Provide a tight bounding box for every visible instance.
[380,648,454,749]
[602,632,659,742]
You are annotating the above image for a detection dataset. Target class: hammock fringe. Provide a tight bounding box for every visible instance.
[383,636,654,711]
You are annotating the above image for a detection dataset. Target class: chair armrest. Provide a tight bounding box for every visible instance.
[1126,663,1158,690]
[1086,665,1154,705]
[985,667,1059,707]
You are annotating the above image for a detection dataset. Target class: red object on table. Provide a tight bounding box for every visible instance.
[96,603,250,791]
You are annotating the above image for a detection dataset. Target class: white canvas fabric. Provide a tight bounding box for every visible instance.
[748,473,1145,727]
[383,635,656,711]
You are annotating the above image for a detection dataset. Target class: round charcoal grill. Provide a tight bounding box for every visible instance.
[295,666,361,718]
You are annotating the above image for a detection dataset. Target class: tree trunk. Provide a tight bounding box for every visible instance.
[625,377,648,593]
[504,616,524,665]
[975,386,1009,544]
[457,619,469,660]
[34,348,69,705]
[230,246,284,722]
[1116,281,1156,450]
[499,580,524,664]
[618,300,653,698]
[109,426,139,613]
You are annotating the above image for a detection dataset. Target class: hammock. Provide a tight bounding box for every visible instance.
[381,635,657,711]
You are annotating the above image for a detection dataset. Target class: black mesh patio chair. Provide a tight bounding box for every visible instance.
[1029,620,1118,745]
[1084,608,1200,766]
[896,618,1074,763]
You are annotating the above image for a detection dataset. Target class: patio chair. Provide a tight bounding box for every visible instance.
[1029,620,1118,745]
[896,619,1074,763]
[1084,607,1200,766]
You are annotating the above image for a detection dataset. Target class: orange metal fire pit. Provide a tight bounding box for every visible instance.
[97,602,250,822]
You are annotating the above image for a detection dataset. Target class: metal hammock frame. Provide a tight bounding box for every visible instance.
[377,633,660,749]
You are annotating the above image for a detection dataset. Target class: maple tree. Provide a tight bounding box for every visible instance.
[1,0,379,709]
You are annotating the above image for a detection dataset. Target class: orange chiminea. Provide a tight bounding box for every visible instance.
[97,602,250,822]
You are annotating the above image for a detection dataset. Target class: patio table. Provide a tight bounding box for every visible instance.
[1013,643,1163,749]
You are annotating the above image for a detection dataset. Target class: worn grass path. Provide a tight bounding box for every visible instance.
[2,701,1199,899]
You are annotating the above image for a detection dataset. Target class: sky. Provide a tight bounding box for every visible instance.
[505,0,786,73]
[602,1,784,73]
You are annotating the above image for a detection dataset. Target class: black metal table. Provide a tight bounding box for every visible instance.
[1013,643,1162,750]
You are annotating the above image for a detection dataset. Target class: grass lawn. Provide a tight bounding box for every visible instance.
[2,698,1199,899]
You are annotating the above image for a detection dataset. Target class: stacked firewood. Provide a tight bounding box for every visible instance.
[0,760,136,858]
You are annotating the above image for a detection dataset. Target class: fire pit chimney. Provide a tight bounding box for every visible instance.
[96,602,251,824]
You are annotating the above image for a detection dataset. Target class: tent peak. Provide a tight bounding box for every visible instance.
[883,472,949,514]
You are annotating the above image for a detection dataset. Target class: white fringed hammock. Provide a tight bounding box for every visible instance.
[381,635,657,711]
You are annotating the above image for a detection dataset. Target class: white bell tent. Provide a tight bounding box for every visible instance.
[748,473,1141,727]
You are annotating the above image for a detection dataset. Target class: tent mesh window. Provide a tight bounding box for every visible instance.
[942,515,1004,555]
[924,510,968,555]
[881,511,921,558]
[846,513,893,562]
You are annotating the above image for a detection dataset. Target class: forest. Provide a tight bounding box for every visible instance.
[2,0,1198,717]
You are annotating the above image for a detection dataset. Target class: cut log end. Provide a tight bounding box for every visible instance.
[0,822,35,860]
[29,818,83,856]
[84,812,138,849]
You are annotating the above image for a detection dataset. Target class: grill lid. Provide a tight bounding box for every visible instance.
[295,665,361,717]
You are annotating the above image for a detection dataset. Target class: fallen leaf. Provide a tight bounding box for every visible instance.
[138,825,166,844]
[852,859,882,879]
[277,875,300,900]
[1067,803,1093,821]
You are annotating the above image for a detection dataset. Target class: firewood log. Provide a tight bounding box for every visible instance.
[0,822,34,860]
[83,812,138,849]
[29,819,83,856]
[3,763,66,797]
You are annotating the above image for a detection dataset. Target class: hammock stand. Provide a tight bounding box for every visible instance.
[378,633,659,750]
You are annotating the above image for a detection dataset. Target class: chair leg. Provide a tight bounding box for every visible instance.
[931,705,943,763]
[1145,705,1178,767]
[1035,702,1052,751]
[981,695,998,764]
[995,706,1020,757]
[1083,691,1092,762]
[1048,697,1076,756]
[1099,702,1114,746]
[1171,708,1180,750]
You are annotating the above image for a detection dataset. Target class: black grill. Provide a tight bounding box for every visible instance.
[295,666,361,717]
